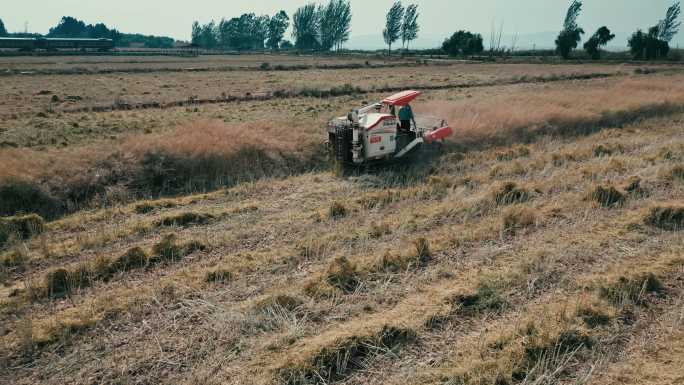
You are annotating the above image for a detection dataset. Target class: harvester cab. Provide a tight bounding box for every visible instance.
[327,90,453,166]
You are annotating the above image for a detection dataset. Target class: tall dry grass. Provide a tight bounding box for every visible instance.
[124,119,308,156]
[126,120,323,194]
[2,75,684,218]
[417,77,684,147]
[0,119,317,182]
[0,120,324,217]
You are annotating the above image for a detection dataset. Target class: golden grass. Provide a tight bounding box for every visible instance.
[418,77,684,146]
[2,68,684,385]
[588,185,627,207]
[3,75,684,220]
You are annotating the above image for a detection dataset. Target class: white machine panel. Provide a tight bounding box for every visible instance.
[364,116,397,159]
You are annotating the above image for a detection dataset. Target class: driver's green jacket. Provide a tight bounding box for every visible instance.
[398,105,414,121]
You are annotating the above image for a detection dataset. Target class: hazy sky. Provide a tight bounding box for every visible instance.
[2,0,681,48]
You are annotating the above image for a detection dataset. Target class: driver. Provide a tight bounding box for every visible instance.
[398,103,416,133]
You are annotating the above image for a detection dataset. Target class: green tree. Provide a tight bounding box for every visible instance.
[47,17,122,43]
[199,21,218,49]
[280,40,294,50]
[658,1,681,42]
[252,15,270,49]
[0,18,7,36]
[267,11,289,50]
[215,14,269,50]
[442,30,484,56]
[629,27,670,60]
[319,0,352,51]
[191,21,202,45]
[583,26,615,59]
[401,4,419,50]
[48,16,88,37]
[319,1,337,51]
[555,0,584,59]
[332,0,352,51]
[89,23,111,38]
[216,18,233,47]
[292,3,320,50]
[628,2,680,60]
[39,16,170,48]
[383,1,404,55]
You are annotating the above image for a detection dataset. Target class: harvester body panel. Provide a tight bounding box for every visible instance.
[363,113,397,159]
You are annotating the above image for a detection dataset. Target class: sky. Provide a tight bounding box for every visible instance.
[2,0,682,49]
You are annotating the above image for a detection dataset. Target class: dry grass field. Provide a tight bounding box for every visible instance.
[1,54,683,385]
[0,54,403,72]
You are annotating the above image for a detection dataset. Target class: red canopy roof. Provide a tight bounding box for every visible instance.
[383,90,422,106]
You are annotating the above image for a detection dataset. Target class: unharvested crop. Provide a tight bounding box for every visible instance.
[501,206,537,233]
[155,212,215,227]
[107,247,149,274]
[599,273,665,305]
[576,302,612,328]
[0,213,45,247]
[492,182,531,206]
[256,294,304,313]
[327,201,348,219]
[1,250,27,270]
[324,256,360,294]
[134,200,178,214]
[0,120,319,218]
[368,221,392,238]
[453,284,508,316]
[204,268,233,284]
[0,180,62,219]
[588,185,626,207]
[150,234,207,263]
[278,326,416,385]
[669,164,684,182]
[513,329,594,381]
[420,77,684,148]
[644,206,684,230]
[376,237,432,274]
[622,176,646,197]
[412,237,432,265]
[357,190,403,210]
[593,143,623,157]
[43,266,90,299]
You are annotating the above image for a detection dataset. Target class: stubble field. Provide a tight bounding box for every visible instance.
[0,54,683,385]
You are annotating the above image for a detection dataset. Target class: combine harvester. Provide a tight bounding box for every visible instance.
[327,90,453,168]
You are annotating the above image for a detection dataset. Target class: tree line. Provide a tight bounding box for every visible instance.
[191,0,352,51]
[186,0,682,61]
[438,0,681,60]
[0,16,175,48]
[189,0,682,62]
[192,13,282,50]
[3,0,680,60]
[555,0,680,60]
